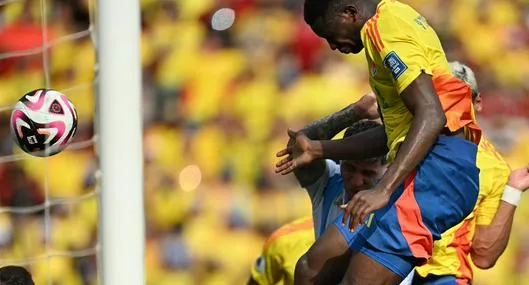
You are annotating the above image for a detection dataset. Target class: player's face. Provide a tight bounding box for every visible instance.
[310,13,364,54]
[340,160,386,199]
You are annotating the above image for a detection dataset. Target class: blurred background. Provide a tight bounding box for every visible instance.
[0,0,528,284]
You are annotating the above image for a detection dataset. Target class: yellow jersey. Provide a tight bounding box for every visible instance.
[361,0,481,162]
[250,217,315,285]
[415,137,511,282]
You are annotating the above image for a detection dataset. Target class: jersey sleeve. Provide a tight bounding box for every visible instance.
[366,13,432,94]
[475,161,511,226]
[305,160,341,205]
[250,251,283,284]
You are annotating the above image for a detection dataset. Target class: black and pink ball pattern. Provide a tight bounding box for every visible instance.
[10,89,78,157]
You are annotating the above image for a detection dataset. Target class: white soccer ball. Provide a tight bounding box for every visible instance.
[10,89,78,157]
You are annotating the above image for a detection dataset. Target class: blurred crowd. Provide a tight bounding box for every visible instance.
[0,0,528,284]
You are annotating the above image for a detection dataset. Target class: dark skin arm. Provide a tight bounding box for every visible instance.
[316,125,388,160]
[286,94,379,187]
[292,103,364,187]
[276,126,388,176]
[373,73,446,191]
[275,94,381,174]
[300,93,379,141]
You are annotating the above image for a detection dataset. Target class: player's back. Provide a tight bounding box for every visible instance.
[362,0,479,161]
[415,136,511,282]
[251,217,315,285]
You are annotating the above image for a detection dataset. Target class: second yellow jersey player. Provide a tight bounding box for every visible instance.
[415,137,511,284]
[249,217,315,285]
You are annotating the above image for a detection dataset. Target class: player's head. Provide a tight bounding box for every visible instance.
[449,61,482,112]
[304,0,377,54]
[340,120,387,199]
[0,266,34,285]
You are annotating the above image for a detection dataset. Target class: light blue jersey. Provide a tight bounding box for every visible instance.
[305,160,346,239]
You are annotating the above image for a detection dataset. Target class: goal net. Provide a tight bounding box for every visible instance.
[0,0,144,284]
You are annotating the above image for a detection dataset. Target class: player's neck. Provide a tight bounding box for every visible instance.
[358,0,380,27]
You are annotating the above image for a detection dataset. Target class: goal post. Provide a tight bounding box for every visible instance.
[96,0,145,284]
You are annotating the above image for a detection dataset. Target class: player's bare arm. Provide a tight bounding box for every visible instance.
[302,93,378,140]
[275,124,388,175]
[276,93,379,181]
[471,165,529,269]
[343,73,446,230]
[290,100,370,186]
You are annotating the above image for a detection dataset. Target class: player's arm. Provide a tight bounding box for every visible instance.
[471,166,529,269]
[367,73,446,193]
[276,124,388,176]
[315,125,389,160]
[289,73,444,177]
[301,92,379,141]
[291,93,378,187]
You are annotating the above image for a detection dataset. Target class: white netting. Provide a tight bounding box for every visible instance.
[0,0,99,284]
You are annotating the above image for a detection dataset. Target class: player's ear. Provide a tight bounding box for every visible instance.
[474,93,483,112]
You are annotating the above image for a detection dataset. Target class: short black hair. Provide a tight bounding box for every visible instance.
[342,120,387,164]
[0,266,34,285]
[303,0,354,26]
[304,0,329,26]
[343,120,380,138]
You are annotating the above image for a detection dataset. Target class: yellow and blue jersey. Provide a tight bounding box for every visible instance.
[360,0,481,162]
[250,217,315,285]
[415,137,511,283]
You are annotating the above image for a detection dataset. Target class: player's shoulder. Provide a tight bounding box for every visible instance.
[263,217,314,251]
[476,136,510,197]
[372,0,431,39]
[376,0,421,23]
[325,159,341,177]
[378,0,415,13]
[477,136,510,171]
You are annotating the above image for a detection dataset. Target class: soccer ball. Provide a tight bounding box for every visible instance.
[10,89,78,157]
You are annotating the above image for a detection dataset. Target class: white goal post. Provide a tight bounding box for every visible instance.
[96,0,145,284]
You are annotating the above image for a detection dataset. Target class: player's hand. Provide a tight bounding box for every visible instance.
[275,129,321,175]
[508,165,529,191]
[340,188,390,231]
[356,92,379,120]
